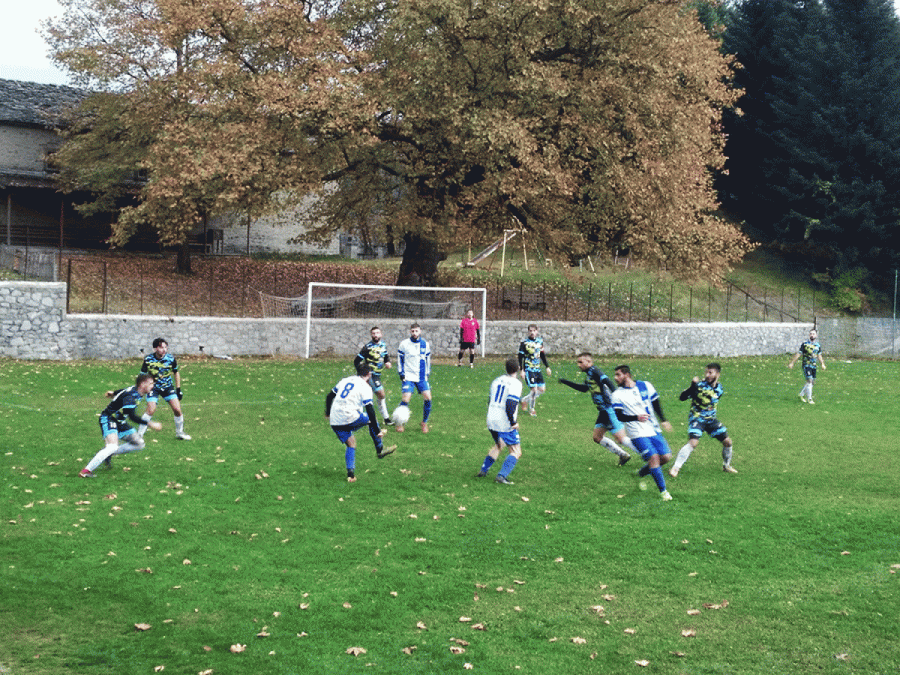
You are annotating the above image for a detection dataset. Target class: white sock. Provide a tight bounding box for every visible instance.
[86,444,118,473]
[600,436,628,458]
[722,444,733,468]
[619,436,637,453]
[175,415,185,434]
[673,443,694,471]
[380,398,390,420]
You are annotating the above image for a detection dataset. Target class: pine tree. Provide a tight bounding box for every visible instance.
[722,0,900,274]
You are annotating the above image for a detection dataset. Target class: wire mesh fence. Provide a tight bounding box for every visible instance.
[56,253,825,323]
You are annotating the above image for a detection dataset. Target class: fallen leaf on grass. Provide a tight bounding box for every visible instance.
[298,603,309,610]
[450,646,466,655]
[451,638,470,646]
[198,669,213,675]
[401,646,417,655]
[554,557,564,563]
[602,594,616,601]
[464,664,474,670]
[135,568,153,574]
[472,623,486,631]
[459,617,472,623]
[346,647,367,656]
[703,600,729,610]
[134,623,151,631]
[687,609,701,616]
[670,651,686,657]
[182,559,191,565]
[521,496,529,502]
[840,551,850,556]
[230,644,246,653]
[624,628,636,635]
[154,666,164,672]
[416,622,427,630]
[681,629,696,637]
[835,653,850,661]
[202,646,212,652]
[589,605,605,614]
[342,602,352,609]
[635,659,650,667]
[256,631,270,638]
[571,637,586,644]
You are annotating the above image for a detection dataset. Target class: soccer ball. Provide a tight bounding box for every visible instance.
[391,405,411,427]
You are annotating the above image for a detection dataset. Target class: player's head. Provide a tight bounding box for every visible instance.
[370,326,382,341]
[356,363,371,378]
[527,324,539,339]
[705,363,721,384]
[152,338,168,355]
[613,364,632,386]
[505,358,519,375]
[576,352,593,371]
[409,324,421,340]
[135,373,155,393]
[465,309,474,319]
[809,328,818,340]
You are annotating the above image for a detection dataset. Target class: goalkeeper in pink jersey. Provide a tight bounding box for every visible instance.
[457,309,481,368]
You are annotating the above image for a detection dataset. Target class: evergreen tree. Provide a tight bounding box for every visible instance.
[722,0,900,275]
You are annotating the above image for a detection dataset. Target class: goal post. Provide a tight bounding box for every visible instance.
[255,282,486,358]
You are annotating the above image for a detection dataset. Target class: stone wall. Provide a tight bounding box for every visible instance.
[2,281,826,361]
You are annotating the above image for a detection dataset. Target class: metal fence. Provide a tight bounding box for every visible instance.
[50,253,825,323]
[0,244,58,281]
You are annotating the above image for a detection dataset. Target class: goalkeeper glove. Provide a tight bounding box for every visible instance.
[176,387,183,401]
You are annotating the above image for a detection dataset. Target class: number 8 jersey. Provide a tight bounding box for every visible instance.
[329,375,375,426]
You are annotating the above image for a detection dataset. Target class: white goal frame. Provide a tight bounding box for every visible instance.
[303,282,487,359]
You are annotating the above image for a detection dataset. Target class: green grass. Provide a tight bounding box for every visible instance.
[2,355,898,674]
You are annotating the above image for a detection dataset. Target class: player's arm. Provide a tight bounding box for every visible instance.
[651,398,674,431]
[679,379,699,401]
[788,351,800,368]
[353,350,365,370]
[174,362,183,400]
[325,390,336,417]
[540,350,550,371]
[506,397,519,427]
[818,352,826,369]
[140,357,149,374]
[383,352,392,369]
[476,325,481,345]
[558,378,589,393]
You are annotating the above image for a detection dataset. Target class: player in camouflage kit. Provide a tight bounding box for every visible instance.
[669,363,737,477]
[139,337,191,440]
[354,326,393,426]
[517,324,551,417]
[80,373,162,477]
[788,328,826,404]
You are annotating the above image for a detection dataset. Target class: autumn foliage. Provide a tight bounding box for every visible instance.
[46,0,752,280]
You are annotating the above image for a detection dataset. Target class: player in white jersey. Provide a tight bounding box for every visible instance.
[476,359,524,484]
[396,323,433,433]
[326,363,395,482]
[610,364,674,501]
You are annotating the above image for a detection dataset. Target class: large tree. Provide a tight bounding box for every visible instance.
[721,0,900,275]
[47,0,751,280]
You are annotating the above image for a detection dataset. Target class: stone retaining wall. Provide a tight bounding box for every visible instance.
[2,281,824,361]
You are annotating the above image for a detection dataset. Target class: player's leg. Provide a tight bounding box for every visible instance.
[396,386,413,432]
[719,433,737,473]
[495,441,522,484]
[468,347,475,367]
[457,346,464,366]
[529,384,545,416]
[805,372,816,403]
[421,385,432,433]
[593,424,629,463]
[333,425,358,481]
[374,385,391,425]
[137,398,159,438]
[82,427,120,477]
[167,395,191,440]
[477,432,502,477]
[670,435,700,477]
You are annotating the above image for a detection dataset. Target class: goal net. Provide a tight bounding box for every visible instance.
[257,282,487,358]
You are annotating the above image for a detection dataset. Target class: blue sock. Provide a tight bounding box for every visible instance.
[638,464,651,477]
[498,455,518,478]
[649,466,667,492]
[423,399,432,423]
[345,446,356,471]
[480,456,496,474]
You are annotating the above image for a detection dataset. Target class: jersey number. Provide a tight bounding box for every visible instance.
[340,382,355,398]
[493,385,506,403]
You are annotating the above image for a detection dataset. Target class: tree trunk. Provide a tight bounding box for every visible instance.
[175,242,193,275]
[397,233,446,287]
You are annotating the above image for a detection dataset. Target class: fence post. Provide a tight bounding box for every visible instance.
[66,258,72,314]
[726,283,730,322]
[587,283,592,322]
[564,283,568,321]
[518,280,523,320]
[648,284,652,322]
[209,263,214,316]
[689,287,693,321]
[669,284,674,322]
[140,259,144,315]
[102,260,108,314]
[708,284,712,322]
[607,282,612,321]
[763,288,767,322]
[542,281,547,320]
[629,282,634,321]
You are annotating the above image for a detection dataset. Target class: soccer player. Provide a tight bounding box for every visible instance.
[788,328,826,404]
[457,309,481,368]
[476,358,524,484]
[326,363,396,483]
[517,324,551,417]
[354,326,393,426]
[669,363,738,477]
[610,364,674,501]
[80,373,162,478]
[558,352,637,465]
[396,323,433,433]
[138,338,191,440]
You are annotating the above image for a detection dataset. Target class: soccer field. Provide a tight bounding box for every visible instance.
[1,355,898,674]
